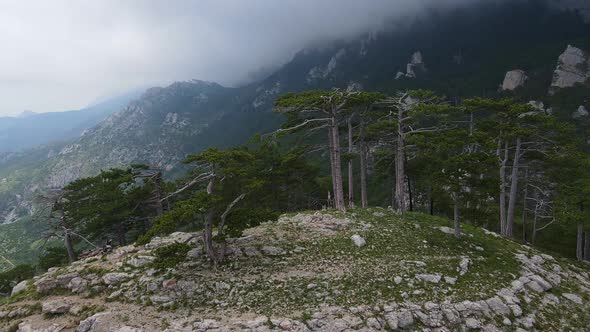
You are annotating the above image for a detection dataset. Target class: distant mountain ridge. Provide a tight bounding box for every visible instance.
[0,90,143,152]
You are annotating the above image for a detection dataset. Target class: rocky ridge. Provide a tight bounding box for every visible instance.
[2,209,589,331]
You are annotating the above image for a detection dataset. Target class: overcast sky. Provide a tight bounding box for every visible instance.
[0,0,484,116]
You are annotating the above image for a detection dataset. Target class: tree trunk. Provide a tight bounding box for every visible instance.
[499,140,509,236]
[327,126,336,209]
[347,117,354,209]
[506,136,521,238]
[532,209,538,245]
[453,195,461,237]
[330,116,346,212]
[407,176,413,212]
[359,125,369,208]
[204,177,220,264]
[577,222,584,261]
[522,169,529,243]
[584,232,590,261]
[395,110,406,214]
[64,230,77,262]
[117,222,126,246]
[153,172,164,217]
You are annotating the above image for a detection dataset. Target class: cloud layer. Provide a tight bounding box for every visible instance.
[0,0,485,115]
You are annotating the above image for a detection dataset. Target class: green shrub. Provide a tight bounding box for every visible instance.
[223,208,279,238]
[38,246,69,272]
[151,243,191,269]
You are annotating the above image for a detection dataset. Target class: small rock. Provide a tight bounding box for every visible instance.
[261,246,285,256]
[415,274,441,283]
[563,293,583,304]
[465,317,481,329]
[103,273,131,286]
[351,234,366,248]
[444,276,457,285]
[394,276,403,284]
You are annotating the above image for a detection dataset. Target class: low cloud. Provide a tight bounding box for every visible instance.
[0,0,495,115]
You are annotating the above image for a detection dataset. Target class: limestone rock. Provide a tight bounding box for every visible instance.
[502,70,528,91]
[573,105,589,119]
[351,234,366,248]
[35,277,58,293]
[415,274,441,283]
[11,280,28,296]
[261,246,285,256]
[551,45,589,91]
[42,300,71,314]
[68,277,88,293]
[563,293,583,304]
[102,272,131,285]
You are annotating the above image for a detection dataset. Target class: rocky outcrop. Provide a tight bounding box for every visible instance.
[396,51,426,79]
[550,45,590,93]
[502,70,528,91]
[573,105,589,119]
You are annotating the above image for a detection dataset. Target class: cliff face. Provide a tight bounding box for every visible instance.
[3,210,590,331]
[550,45,590,93]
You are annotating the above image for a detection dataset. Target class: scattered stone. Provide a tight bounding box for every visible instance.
[351,234,366,248]
[459,257,471,275]
[68,277,88,293]
[261,246,285,256]
[394,276,403,284]
[465,317,482,329]
[563,293,583,304]
[42,300,71,315]
[486,296,511,315]
[127,256,154,267]
[437,226,455,235]
[103,273,131,285]
[415,274,441,283]
[444,276,457,285]
[35,277,58,293]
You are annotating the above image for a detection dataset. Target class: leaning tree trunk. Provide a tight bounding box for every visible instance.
[506,137,522,238]
[64,229,77,263]
[330,116,346,212]
[584,232,590,261]
[347,117,354,209]
[153,172,164,217]
[359,126,369,208]
[499,140,509,236]
[522,169,529,243]
[577,222,584,261]
[203,177,220,265]
[453,194,461,237]
[395,113,406,214]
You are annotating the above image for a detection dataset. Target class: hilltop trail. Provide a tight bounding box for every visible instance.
[2,209,590,331]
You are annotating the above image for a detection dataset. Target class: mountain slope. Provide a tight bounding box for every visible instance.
[2,210,590,331]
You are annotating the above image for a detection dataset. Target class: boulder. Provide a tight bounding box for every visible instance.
[502,70,528,91]
[35,277,58,293]
[11,280,28,296]
[68,277,88,293]
[42,300,71,315]
[76,312,112,332]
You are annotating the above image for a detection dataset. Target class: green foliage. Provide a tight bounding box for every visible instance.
[151,243,191,270]
[223,208,279,238]
[0,264,34,295]
[37,246,69,272]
